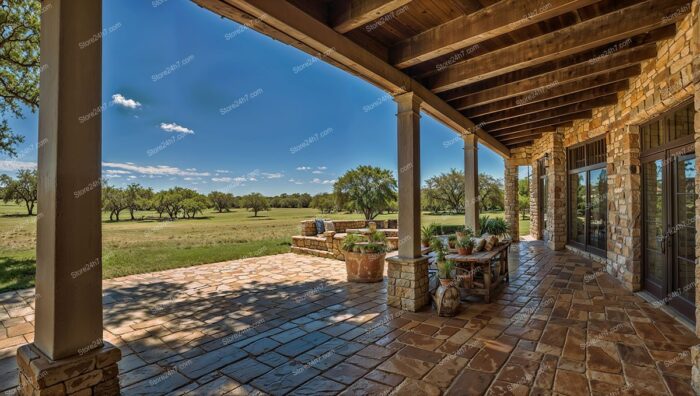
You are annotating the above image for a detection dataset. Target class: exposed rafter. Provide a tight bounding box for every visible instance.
[330,0,412,34]
[389,0,601,69]
[449,44,656,109]
[467,81,629,121]
[492,111,593,138]
[427,0,689,92]
[481,95,618,131]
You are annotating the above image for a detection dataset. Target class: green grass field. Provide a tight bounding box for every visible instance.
[0,203,529,292]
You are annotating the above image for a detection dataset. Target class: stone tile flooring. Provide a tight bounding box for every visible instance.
[0,241,698,395]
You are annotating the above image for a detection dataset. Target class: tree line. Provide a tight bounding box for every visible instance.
[1,166,513,221]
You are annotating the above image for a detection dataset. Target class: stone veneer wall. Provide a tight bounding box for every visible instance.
[534,9,697,292]
[504,160,520,241]
[529,131,567,250]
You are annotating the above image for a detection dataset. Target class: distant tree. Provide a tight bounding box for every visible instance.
[423,169,464,214]
[102,184,128,222]
[310,193,335,214]
[0,169,37,215]
[157,187,198,220]
[151,192,167,218]
[208,191,235,213]
[478,173,504,211]
[182,195,209,219]
[125,183,153,220]
[519,194,530,220]
[242,193,270,217]
[334,165,397,220]
[0,0,41,156]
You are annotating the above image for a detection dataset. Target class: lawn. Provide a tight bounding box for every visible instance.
[0,203,529,292]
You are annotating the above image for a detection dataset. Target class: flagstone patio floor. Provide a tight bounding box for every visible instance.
[0,240,698,395]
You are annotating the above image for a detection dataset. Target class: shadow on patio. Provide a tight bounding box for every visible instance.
[0,241,698,395]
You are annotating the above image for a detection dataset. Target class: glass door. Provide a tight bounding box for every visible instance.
[642,155,667,299]
[670,153,696,318]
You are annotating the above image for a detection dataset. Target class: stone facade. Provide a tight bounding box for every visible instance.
[292,220,399,261]
[16,342,121,395]
[529,131,567,250]
[386,256,429,312]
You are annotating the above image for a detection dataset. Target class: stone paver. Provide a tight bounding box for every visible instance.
[0,241,697,394]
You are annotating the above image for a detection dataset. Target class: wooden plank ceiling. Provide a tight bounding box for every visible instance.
[194,0,690,152]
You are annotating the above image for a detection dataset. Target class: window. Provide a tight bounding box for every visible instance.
[568,138,608,256]
[641,102,694,151]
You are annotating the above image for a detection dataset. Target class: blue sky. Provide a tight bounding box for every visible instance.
[0,0,520,195]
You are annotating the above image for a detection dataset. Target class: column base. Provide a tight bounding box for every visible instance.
[692,345,700,394]
[386,256,429,312]
[16,341,121,395]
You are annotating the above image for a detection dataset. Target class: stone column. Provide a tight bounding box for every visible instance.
[16,1,121,394]
[504,159,520,242]
[386,92,429,312]
[546,129,567,250]
[529,160,541,240]
[464,134,480,234]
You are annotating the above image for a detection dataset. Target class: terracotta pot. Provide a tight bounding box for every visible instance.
[448,241,456,249]
[465,246,473,255]
[457,247,468,255]
[455,232,464,239]
[344,251,386,283]
[421,241,430,248]
[439,278,452,287]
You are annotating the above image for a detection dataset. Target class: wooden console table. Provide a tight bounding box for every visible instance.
[445,242,510,304]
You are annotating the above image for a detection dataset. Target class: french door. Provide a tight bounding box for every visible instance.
[642,145,696,320]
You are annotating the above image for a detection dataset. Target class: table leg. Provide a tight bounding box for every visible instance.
[483,264,491,304]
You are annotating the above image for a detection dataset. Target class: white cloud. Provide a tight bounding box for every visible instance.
[103,162,210,177]
[0,160,36,171]
[104,169,131,175]
[296,166,312,171]
[111,93,142,109]
[212,177,232,182]
[312,170,323,174]
[311,178,336,185]
[215,169,230,173]
[317,166,327,170]
[160,122,194,134]
[261,172,283,179]
[289,178,304,185]
[127,175,137,180]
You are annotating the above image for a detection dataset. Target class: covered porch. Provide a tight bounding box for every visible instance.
[2,241,698,394]
[22,0,700,394]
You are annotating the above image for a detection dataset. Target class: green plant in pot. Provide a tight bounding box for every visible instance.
[448,234,457,249]
[481,218,510,241]
[342,233,386,283]
[456,235,475,255]
[421,224,438,247]
[437,260,455,287]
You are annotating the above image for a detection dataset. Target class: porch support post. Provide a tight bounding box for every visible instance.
[504,159,520,242]
[464,134,480,233]
[386,92,429,312]
[16,1,121,394]
[546,128,567,250]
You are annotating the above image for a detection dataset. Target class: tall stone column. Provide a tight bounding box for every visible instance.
[504,159,520,242]
[16,1,121,394]
[546,129,567,250]
[464,134,480,233]
[386,92,429,312]
[529,159,541,240]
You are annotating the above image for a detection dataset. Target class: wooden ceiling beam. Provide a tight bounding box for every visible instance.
[467,81,629,120]
[482,95,618,131]
[439,25,675,102]
[461,65,639,117]
[330,0,412,34]
[491,111,593,137]
[450,44,656,109]
[499,123,575,143]
[389,0,602,69]
[427,0,689,92]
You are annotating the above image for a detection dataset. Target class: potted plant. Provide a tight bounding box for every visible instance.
[448,234,457,249]
[456,236,475,255]
[342,232,387,283]
[429,237,460,316]
[481,218,510,241]
[421,224,437,248]
[437,260,455,286]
